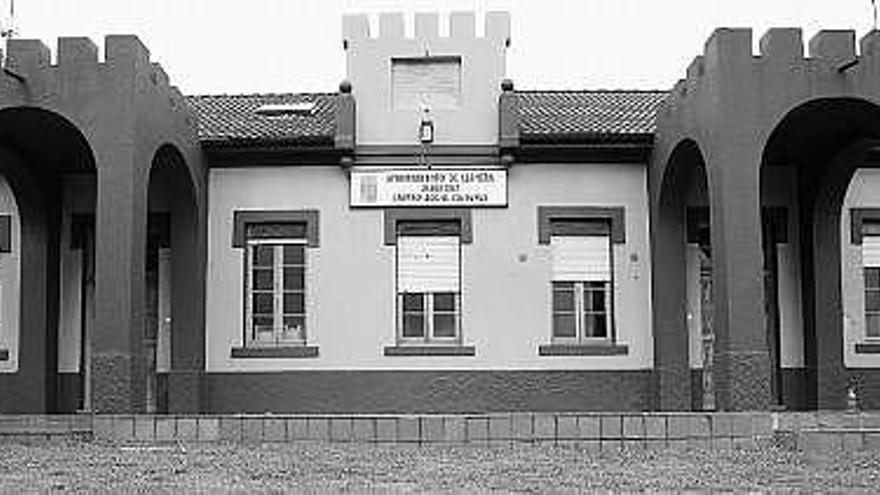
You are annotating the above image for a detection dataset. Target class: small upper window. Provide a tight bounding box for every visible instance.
[391,56,462,110]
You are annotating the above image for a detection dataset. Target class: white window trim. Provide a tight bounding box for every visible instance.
[550,232,615,344]
[397,291,462,344]
[245,238,307,347]
[551,281,613,344]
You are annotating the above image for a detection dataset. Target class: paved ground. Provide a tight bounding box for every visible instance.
[0,440,879,492]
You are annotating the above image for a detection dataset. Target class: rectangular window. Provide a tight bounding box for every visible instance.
[396,221,461,343]
[864,226,880,339]
[391,56,462,110]
[550,220,613,342]
[245,223,307,347]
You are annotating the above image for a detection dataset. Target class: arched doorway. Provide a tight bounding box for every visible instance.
[145,144,201,413]
[654,138,715,410]
[760,97,880,409]
[0,106,97,413]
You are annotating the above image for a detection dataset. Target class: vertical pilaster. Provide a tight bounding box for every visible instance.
[92,157,148,413]
[651,196,691,410]
[168,170,206,413]
[708,145,772,411]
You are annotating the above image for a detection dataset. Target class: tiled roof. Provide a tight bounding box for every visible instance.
[516,90,668,140]
[186,89,668,146]
[187,93,337,146]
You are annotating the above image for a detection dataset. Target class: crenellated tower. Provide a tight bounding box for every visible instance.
[342,12,510,146]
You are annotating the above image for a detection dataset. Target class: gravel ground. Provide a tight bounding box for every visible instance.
[0,440,879,493]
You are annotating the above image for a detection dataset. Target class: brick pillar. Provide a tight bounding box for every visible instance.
[92,160,148,413]
[708,148,773,411]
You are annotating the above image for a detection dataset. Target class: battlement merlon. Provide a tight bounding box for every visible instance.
[669,27,880,99]
[758,28,802,62]
[3,35,183,96]
[342,11,510,47]
[5,35,180,83]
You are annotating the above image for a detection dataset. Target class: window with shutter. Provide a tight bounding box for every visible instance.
[549,219,613,342]
[396,221,462,343]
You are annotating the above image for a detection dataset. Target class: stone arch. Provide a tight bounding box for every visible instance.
[760,96,880,409]
[145,143,204,413]
[653,138,713,410]
[0,106,97,413]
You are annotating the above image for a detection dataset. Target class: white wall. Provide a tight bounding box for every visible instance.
[0,175,20,373]
[205,163,653,372]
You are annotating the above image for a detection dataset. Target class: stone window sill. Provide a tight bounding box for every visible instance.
[384,345,476,357]
[855,342,880,354]
[0,348,7,361]
[231,346,319,359]
[538,343,629,356]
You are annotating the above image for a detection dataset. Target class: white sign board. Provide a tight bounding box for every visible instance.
[350,168,507,207]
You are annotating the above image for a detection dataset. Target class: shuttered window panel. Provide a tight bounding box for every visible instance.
[864,236,880,267]
[551,235,611,282]
[397,236,460,292]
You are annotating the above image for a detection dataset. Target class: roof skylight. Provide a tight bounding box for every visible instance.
[255,102,316,117]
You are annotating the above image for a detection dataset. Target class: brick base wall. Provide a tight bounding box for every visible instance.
[202,370,654,413]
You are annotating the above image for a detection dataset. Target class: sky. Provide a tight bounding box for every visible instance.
[4,0,878,95]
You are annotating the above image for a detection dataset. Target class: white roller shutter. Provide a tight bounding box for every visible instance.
[864,236,880,267]
[398,236,460,292]
[551,235,611,282]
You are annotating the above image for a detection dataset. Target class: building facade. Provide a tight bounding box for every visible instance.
[0,13,879,413]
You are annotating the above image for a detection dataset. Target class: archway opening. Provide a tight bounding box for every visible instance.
[760,97,880,410]
[0,106,97,413]
[654,138,714,411]
[145,144,199,413]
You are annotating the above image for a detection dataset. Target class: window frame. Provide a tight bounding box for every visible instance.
[549,229,615,345]
[394,228,463,346]
[244,238,308,348]
[537,206,628,357]
[397,290,462,344]
[851,210,880,351]
[230,210,319,359]
[864,264,880,340]
[384,212,475,357]
[860,218,880,342]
